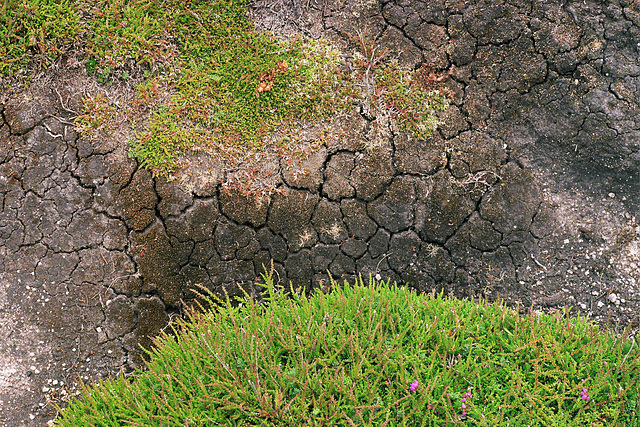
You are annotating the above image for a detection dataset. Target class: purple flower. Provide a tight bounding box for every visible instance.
[579,387,590,402]
[460,391,473,418]
[410,380,419,392]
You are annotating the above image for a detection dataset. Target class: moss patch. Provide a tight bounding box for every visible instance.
[1,0,450,191]
[0,0,82,74]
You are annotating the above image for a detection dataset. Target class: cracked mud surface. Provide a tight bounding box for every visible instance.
[1,0,640,425]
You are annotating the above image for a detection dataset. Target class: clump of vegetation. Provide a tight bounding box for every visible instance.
[0,0,82,75]
[0,0,449,183]
[351,30,450,143]
[55,275,640,426]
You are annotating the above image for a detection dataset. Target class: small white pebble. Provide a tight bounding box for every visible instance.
[30,414,35,420]
[597,301,605,308]
[608,293,618,304]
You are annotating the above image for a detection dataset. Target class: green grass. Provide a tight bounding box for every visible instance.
[55,275,640,426]
[1,0,449,189]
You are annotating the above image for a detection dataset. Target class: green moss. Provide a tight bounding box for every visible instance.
[83,0,358,175]
[1,0,450,183]
[0,0,82,74]
[84,0,173,70]
[127,15,355,173]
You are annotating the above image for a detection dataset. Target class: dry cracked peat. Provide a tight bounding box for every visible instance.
[1,0,640,425]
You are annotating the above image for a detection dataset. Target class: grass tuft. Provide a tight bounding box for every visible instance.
[55,275,640,426]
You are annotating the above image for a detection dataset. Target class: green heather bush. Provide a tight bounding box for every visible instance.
[55,275,640,426]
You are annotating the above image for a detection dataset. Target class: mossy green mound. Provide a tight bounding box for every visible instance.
[55,276,640,426]
[1,0,449,182]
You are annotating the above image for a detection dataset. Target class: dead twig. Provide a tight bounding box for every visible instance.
[54,88,79,115]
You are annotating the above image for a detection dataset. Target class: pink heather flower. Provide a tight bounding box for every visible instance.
[579,388,590,402]
[410,380,419,392]
[460,391,473,419]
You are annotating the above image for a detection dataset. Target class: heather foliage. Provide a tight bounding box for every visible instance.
[56,275,640,426]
